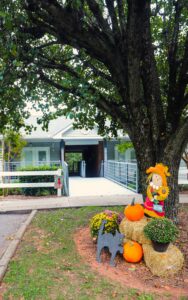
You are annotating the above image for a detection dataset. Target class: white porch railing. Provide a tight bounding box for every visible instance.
[103,160,138,192]
[0,169,62,196]
[104,162,187,192]
[61,161,69,196]
[178,167,188,185]
[1,161,61,171]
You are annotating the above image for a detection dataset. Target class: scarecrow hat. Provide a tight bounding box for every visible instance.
[146,163,170,186]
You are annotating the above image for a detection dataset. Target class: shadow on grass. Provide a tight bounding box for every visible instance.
[3,206,160,300]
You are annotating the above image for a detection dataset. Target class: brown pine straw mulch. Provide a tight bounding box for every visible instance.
[74,209,188,299]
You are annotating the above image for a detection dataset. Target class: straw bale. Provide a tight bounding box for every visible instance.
[119,217,151,245]
[143,244,184,276]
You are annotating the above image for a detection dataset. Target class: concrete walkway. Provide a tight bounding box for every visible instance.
[0,195,142,212]
[69,177,136,196]
[179,194,188,203]
[0,194,187,212]
[0,177,187,212]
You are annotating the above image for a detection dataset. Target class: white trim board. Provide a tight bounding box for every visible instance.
[64,140,101,146]
[0,182,54,188]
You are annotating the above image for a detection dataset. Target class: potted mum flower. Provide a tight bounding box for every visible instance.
[143,218,179,252]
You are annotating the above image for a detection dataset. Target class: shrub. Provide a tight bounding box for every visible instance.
[179,184,188,192]
[90,210,123,238]
[143,218,179,243]
[8,188,22,195]
[0,187,22,196]
[19,165,62,196]
[18,165,59,172]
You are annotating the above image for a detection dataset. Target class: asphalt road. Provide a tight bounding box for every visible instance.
[0,213,29,258]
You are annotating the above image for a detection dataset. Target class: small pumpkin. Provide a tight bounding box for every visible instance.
[124,198,144,221]
[123,241,143,263]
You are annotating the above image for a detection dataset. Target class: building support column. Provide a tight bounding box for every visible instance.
[104,139,107,161]
[60,140,69,196]
[60,140,65,163]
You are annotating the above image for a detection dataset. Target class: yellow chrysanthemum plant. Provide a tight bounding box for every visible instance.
[144,163,171,218]
[90,210,123,239]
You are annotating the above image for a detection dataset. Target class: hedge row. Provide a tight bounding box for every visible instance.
[19,165,62,196]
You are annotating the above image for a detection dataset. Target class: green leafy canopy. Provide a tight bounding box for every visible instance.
[2,129,27,162]
[1,0,187,137]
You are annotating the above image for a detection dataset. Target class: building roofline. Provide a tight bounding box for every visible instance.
[62,137,103,140]
[52,124,73,138]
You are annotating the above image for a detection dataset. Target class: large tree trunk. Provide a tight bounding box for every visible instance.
[131,131,183,221]
[182,151,188,179]
[164,162,179,222]
[163,150,182,222]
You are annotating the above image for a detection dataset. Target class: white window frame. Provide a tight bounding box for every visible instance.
[22,147,34,167]
[22,147,50,167]
[36,147,50,163]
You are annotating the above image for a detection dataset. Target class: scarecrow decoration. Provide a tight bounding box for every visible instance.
[144,163,170,218]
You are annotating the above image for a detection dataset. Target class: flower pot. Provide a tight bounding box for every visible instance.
[152,241,170,252]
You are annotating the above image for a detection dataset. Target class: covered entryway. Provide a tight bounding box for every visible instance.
[64,142,104,177]
[55,123,104,178]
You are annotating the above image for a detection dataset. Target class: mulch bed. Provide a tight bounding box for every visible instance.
[74,210,188,299]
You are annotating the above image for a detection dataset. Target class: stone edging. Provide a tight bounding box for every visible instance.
[0,210,37,282]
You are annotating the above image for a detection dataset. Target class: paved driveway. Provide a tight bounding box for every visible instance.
[0,213,28,258]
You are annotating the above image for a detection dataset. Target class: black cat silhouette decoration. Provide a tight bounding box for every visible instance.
[96,220,124,267]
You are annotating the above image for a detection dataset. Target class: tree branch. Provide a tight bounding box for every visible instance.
[85,0,111,36]
[182,151,188,164]
[24,0,129,89]
[39,71,72,92]
[181,93,188,110]
[34,40,58,50]
[178,32,188,107]
[127,0,165,151]
[25,0,116,66]
[38,69,130,133]
[105,0,120,37]
[117,0,127,35]
[37,56,80,79]
[166,2,187,130]
[168,0,181,64]
[164,117,188,157]
[82,59,113,82]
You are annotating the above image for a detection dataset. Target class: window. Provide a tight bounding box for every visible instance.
[23,149,33,166]
[22,147,50,167]
[38,150,47,163]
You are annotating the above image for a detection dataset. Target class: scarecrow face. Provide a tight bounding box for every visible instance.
[152,173,162,187]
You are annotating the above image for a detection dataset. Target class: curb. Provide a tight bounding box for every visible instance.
[0,194,143,213]
[0,210,37,282]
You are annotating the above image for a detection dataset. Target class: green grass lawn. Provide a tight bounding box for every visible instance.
[2,207,170,300]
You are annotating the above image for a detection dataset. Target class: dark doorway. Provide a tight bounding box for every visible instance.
[83,145,98,177]
[64,142,104,177]
[65,152,83,176]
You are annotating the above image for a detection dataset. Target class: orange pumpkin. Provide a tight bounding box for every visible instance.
[124,198,144,221]
[123,241,143,263]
